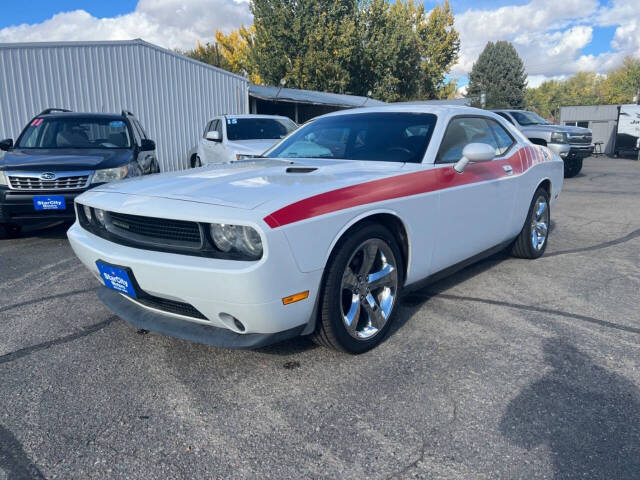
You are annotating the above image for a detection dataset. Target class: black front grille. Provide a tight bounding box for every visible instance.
[568,134,592,145]
[135,294,207,320]
[9,174,89,190]
[108,211,202,246]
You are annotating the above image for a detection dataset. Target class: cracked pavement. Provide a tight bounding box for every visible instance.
[1,157,639,479]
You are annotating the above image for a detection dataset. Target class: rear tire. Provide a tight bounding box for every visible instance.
[511,187,550,259]
[191,155,202,168]
[564,157,582,178]
[312,223,403,354]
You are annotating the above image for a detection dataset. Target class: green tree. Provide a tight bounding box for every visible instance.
[418,0,459,98]
[601,57,640,104]
[467,41,527,109]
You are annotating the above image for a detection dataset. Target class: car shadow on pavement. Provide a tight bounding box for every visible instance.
[0,221,70,240]
[499,337,640,479]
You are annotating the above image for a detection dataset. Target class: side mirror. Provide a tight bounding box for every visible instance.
[140,139,155,151]
[206,131,221,142]
[0,138,13,151]
[453,143,495,173]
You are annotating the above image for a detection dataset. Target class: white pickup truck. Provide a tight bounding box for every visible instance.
[493,109,593,178]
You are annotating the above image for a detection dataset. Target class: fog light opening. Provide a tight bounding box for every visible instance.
[219,312,245,332]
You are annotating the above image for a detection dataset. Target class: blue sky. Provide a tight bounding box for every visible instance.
[0,0,637,89]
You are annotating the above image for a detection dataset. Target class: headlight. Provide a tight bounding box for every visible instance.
[210,223,263,259]
[92,165,129,184]
[83,204,92,222]
[94,208,107,226]
[550,132,568,144]
[0,171,6,186]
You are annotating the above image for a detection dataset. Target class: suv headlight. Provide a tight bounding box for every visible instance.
[210,223,263,259]
[550,132,568,144]
[0,171,6,186]
[92,165,129,184]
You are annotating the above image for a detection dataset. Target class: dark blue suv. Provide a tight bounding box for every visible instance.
[0,108,159,236]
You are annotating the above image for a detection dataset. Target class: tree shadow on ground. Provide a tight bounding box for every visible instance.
[500,337,640,479]
[0,424,45,479]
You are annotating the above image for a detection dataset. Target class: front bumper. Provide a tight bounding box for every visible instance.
[98,287,305,348]
[67,223,322,342]
[568,144,594,159]
[546,143,571,159]
[0,187,84,224]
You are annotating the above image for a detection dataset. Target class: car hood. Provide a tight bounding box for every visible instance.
[92,158,406,210]
[0,148,133,171]
[226,139,281,155]
[523,124,591,135]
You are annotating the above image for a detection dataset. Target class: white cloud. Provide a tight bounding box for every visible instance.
[0,0,252,51]
[452,0,639,81]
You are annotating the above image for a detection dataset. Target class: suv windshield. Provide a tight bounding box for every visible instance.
[266,112,437,163]
[16,117,132,149]
[511,111,550,126]
[226,118,297,141]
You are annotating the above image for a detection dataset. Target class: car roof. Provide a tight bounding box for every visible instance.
[37,112,127,120]
[216,114,293,120]
[319,104,495,118]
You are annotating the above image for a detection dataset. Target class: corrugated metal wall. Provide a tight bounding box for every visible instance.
[0,40,248,171]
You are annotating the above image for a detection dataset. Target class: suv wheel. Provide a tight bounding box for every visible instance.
[1,223,22,238]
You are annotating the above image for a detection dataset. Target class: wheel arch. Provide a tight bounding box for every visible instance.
[529,138,547,147]
[536,178,552,197]
[325,210,411,283]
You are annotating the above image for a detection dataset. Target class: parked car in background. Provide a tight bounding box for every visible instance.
[0,108,158,237]
[190,114,297,167]
[493,109,593,177]
[69,105,563,354]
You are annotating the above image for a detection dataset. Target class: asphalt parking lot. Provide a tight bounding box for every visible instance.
[1,156,639,479]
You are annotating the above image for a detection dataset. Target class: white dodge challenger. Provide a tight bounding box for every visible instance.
[68,105,563,353]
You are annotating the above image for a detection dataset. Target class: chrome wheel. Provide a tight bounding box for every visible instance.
[531,196,549,251]
[340,239,398,340]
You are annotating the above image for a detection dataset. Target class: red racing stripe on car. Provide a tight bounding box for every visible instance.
[264,146,539,228]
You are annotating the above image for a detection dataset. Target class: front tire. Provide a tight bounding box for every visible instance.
[313,223,403,354]
[1,223,22,238]
[191,155,202,168]
[511,187,550,259]
[564,157,582,178]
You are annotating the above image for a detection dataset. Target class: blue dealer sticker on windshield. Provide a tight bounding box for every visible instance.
[96,262,137,298]
[33,196,65,211]
[109,120,125,128]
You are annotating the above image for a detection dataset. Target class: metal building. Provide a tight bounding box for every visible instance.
[559,105,619,154]
[0,39,248,171]
[249,84,386,124]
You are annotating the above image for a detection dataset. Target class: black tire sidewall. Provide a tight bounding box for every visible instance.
[321,223,403,354]
[523,188,551,258]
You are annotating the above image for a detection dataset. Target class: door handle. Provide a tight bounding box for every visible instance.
[503,165,513,175]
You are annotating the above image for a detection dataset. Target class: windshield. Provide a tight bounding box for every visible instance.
[16,117,132,149]
[511,111,550,126]
[265,112,437,163]
[226,118,297,141]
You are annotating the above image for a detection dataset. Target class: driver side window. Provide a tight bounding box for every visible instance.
[436,117,500,164]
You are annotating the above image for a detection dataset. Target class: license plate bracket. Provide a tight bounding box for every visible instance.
[33,195,66,211]
[96,261,138,298]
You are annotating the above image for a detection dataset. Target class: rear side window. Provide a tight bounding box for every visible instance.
[495,112,515,125]
[436,117,514,163]
[488,119,515,155]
